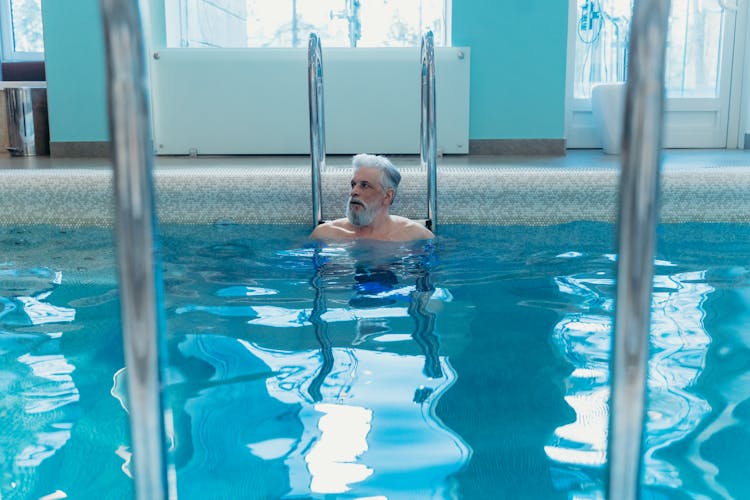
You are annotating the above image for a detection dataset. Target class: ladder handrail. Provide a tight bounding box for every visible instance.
[308,31,436,230]
[100,0,169,498]
[308,33,326,228]
[609,0,671,499]
[420,31,437,232]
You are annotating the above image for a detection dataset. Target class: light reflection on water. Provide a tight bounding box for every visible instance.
[0,266,79,478]
[243,341,468,497]
[546,260,714,496]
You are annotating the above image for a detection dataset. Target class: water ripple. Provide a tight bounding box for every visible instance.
[547,263,713,495]
[17,354,79,414]
[17,296,75,325]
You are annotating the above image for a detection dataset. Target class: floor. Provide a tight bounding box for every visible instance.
[1,149,750,226]
[0,148,749,170]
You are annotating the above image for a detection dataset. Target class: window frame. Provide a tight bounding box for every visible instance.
[0,0,45,63]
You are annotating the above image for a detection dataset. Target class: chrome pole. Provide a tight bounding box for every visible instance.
[609,1,671,499]
[100,0,169,498]
[308,33,326,227]
[420,31,437,232]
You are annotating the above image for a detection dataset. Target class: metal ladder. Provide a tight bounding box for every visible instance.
[98,0,669,496]
[608,0,671,499]
[421,31,438,232]
[308,31,439,232]
[100,0,168,498]
[308,33,326,227]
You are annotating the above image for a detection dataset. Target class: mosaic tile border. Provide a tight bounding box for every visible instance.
[2,165,750,227]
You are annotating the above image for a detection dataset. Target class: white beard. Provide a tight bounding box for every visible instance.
[346,198,377,227]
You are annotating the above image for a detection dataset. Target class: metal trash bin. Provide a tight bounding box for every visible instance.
[4,85,49,156]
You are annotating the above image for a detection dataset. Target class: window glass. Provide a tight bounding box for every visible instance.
[175,0,448,48]
[665,0,723,98]
[7,0,44,55]
[573,0,724,99]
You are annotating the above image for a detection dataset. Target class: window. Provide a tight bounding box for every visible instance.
[573,0,725,99]
[566,0,742,149]
[0,0,44,61]
[166,0,449,48]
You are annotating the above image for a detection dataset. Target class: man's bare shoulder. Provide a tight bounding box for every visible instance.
[309,219,356,240]
[389,216,434,241]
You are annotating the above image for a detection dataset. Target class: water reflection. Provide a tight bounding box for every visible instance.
[169,242,470,498]
[546,259,713,495]
[308,250,332,403]
[0,266,78,486]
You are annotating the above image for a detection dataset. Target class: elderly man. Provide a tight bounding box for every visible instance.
[310,154,434,241]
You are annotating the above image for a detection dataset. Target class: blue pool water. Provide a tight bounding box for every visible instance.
[2,222,750,499]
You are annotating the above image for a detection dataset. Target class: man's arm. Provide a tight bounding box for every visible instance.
[405,223,435,240]
[309,223,334,240]
[391,216,434,241]
[309,220,354,240]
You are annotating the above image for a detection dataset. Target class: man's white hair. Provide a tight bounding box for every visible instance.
[352,153,401,204]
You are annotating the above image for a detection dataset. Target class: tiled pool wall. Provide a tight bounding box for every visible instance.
[1,164,750,226]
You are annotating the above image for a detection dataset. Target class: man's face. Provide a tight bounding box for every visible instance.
[346,166,389,227]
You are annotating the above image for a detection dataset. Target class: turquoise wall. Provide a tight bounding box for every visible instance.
[452,1,568,139]
[41,1,569,144]
[42,0,109,142]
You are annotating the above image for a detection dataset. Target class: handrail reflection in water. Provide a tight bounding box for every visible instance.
[546,263,713,495]
[308,249,334,402]
[409,269,443,380]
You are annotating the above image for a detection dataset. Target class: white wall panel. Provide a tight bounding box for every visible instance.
[149,47,470,155]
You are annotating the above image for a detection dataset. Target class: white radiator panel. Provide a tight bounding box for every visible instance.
[149,47,470,155]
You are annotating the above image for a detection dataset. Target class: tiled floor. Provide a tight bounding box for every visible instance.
[1,149,749,226]
[1,148,749,170]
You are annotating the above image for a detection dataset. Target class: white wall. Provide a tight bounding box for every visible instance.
[149,47,470,155]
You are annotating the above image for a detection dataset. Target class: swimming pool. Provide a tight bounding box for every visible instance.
[2,221,749,499]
